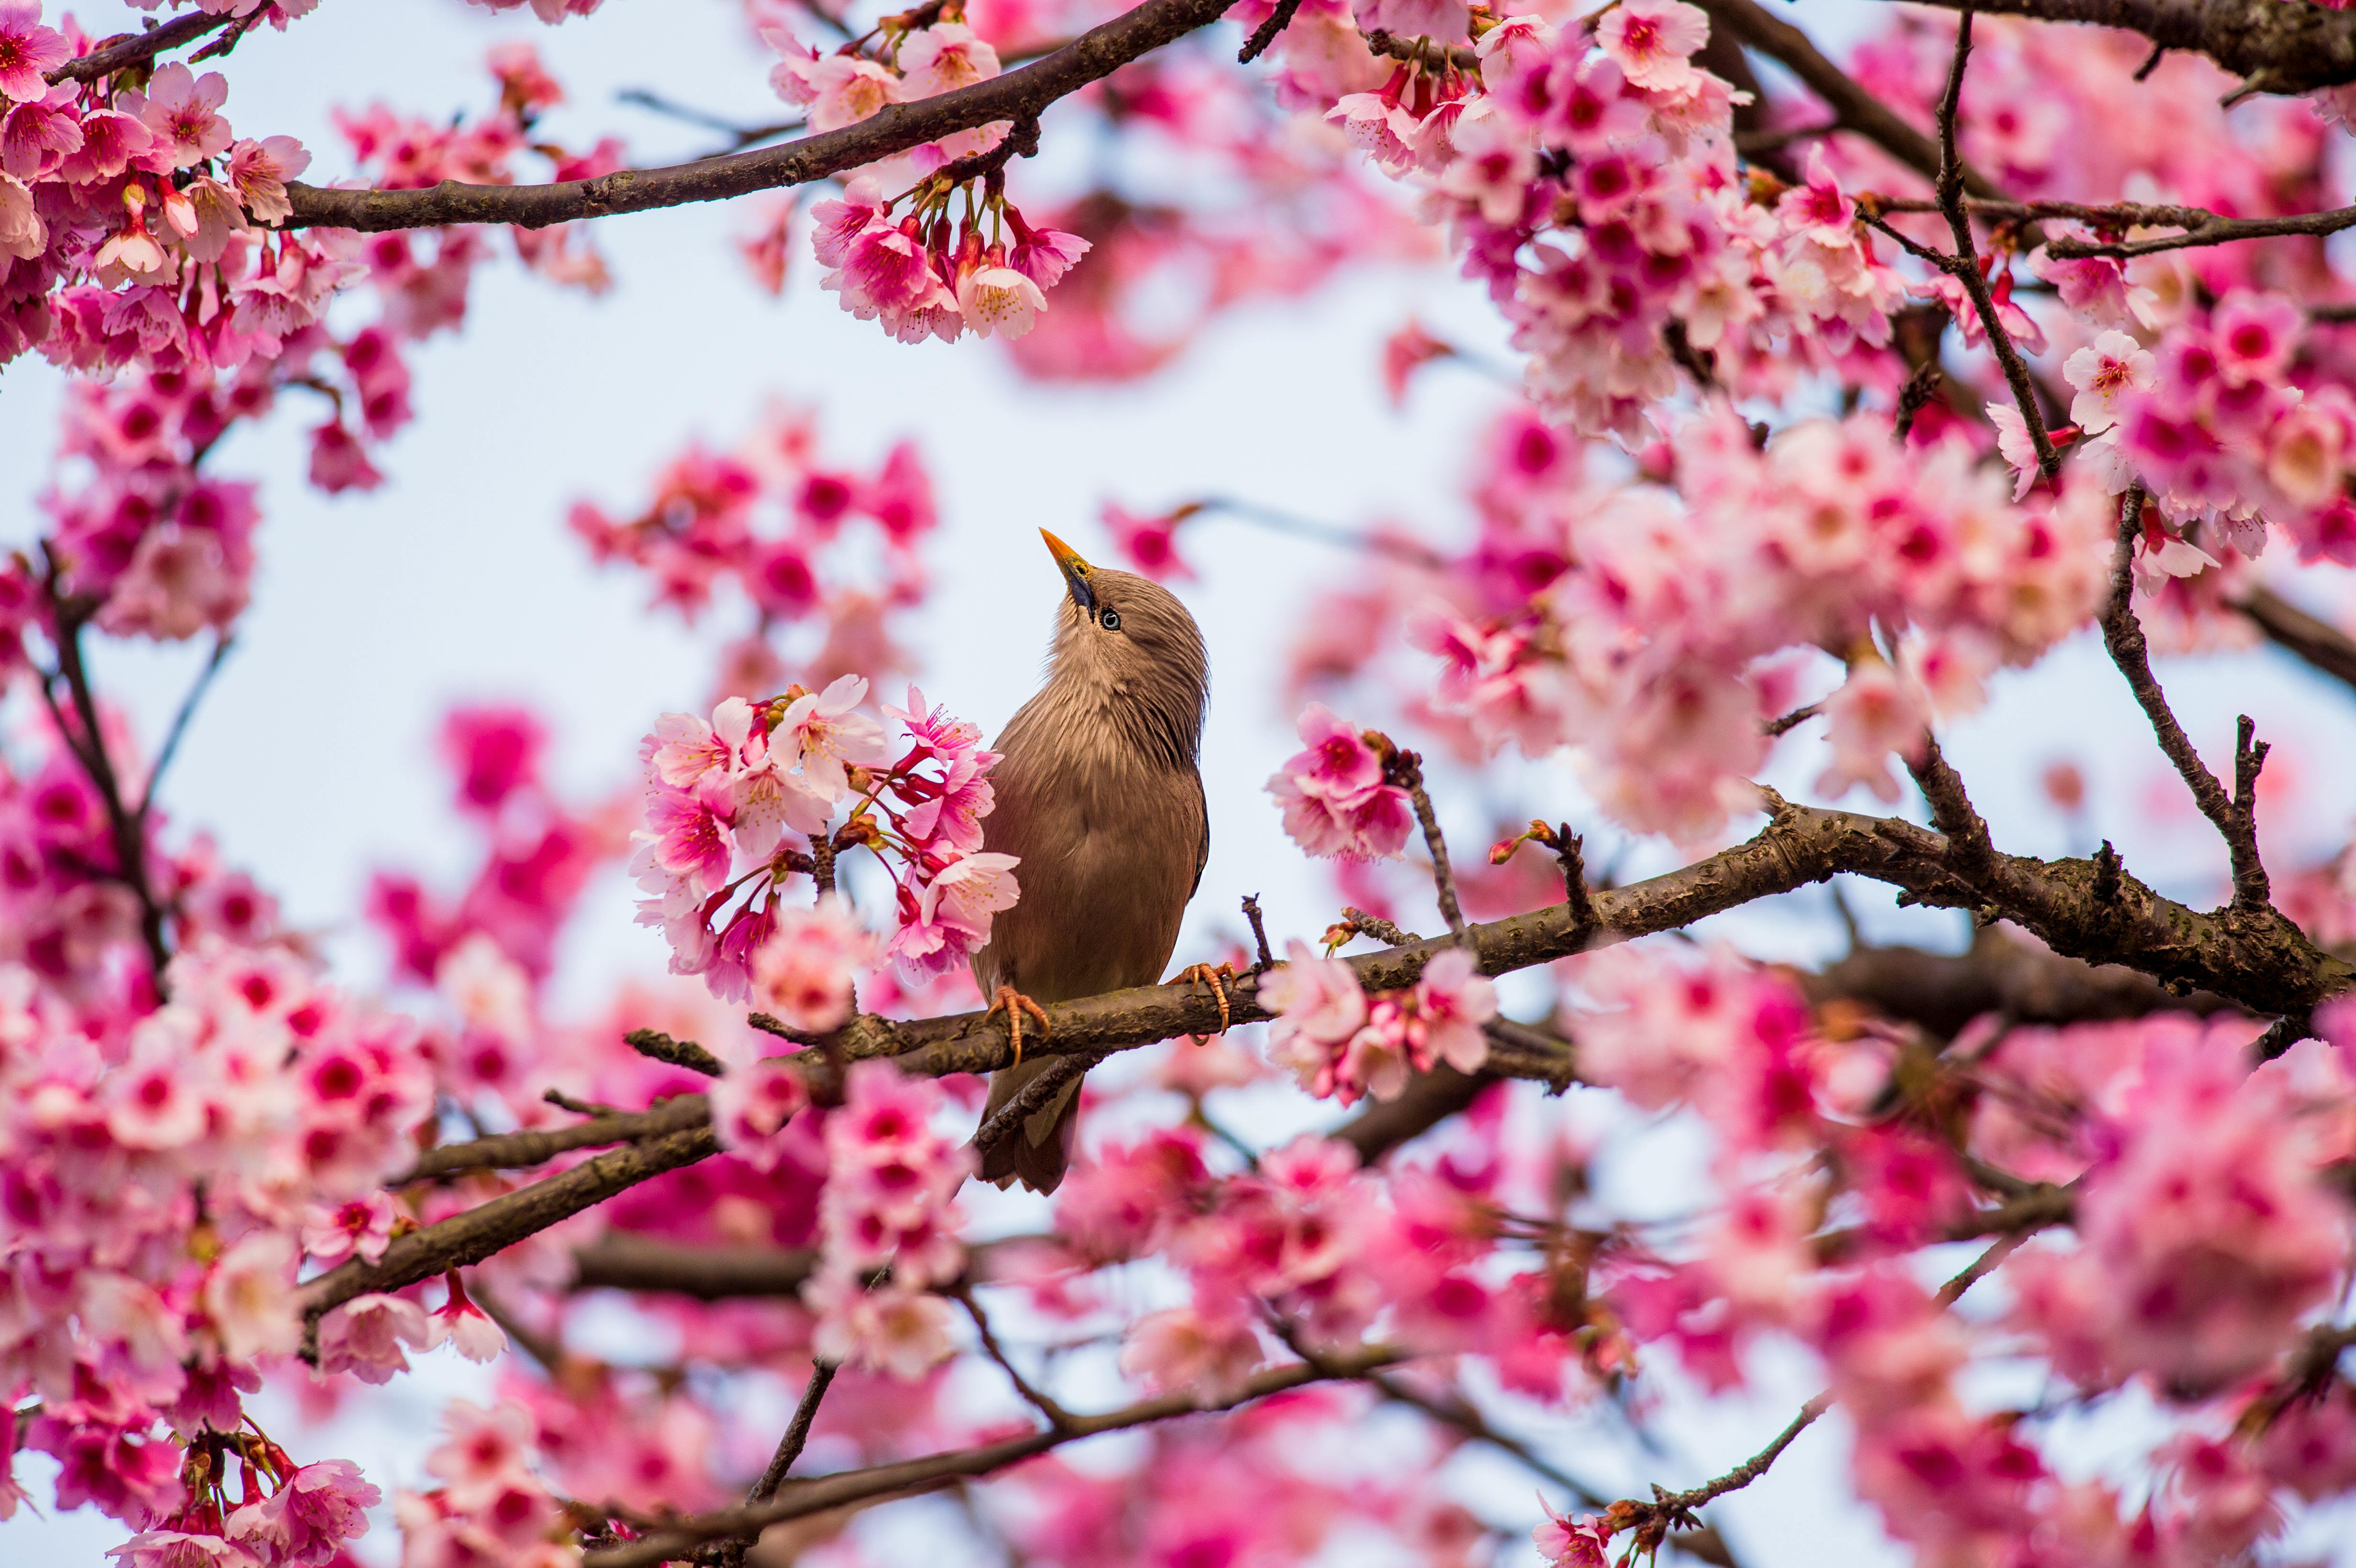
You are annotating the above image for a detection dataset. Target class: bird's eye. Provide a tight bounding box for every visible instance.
[1099,609,1122,631]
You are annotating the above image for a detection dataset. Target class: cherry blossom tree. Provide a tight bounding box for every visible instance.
[12,0,2356,1564]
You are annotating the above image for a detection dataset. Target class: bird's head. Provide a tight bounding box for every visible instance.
[1038,528,1209,764]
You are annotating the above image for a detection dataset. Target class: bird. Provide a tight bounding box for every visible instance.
[971,529,1219,1194]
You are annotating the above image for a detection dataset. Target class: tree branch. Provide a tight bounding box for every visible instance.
[1797,926,2237,1038]
[138,634,232,822]
[1609,1394,1831,1551]
[298,1125,720,1325]
[748,1361,837,1505]
[580,1344,1407,1568]
[2234,587,2356,696]
[47,10,236,86]
[283,0,1243,232]
[1869,0,2356,95]
[843,795,2346,1088]
[40,579,172,983]
[570,1232,822,1298]
[1691,0,2005,199]
[2098,491,2272,908]
[391,1096,711,1185]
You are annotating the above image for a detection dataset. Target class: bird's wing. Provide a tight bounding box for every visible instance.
[1189,765,1209,899]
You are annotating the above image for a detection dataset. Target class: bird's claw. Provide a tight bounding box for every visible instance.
[1170,962,1238,1035]
[988,984,1051,1067]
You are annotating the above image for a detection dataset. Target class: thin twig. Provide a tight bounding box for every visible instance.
[751,1361,838,1504]
[1928,7,2063,486]
[138,634,232,820]
[1617,1394,1830,1542]
[1238,0,1304,62]
[1195,497,1450,570]
[1691,0,2007,198]
[581,1344,1408,1568]
[1866,194,2356,260]
[969,1052,1096,1152]
[47,10,236,85]
[954,1288,1075,1429]
[1936,1230,2029,1305]
[1241,893,1276,970]
[2096,489,2271,907]
[390,1096,711,1185]
[1383,748,1466,938]
[40,572,172,982]
[624,1028,727,1077]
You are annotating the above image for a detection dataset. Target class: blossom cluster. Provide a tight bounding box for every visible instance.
[632,680,1014,1001]
[1555,941,2356,1562]
[2059,299,2356,571]
[806,1060,974,1379]
[0,943,435,1550]
[763,15,1093,341]
[0,0,342,378]
[1263,703,1414,860]
[1293,0,1920,438]
[567,403,940,703]
[1260,940,1496,1104]
[1417,405,2114,837]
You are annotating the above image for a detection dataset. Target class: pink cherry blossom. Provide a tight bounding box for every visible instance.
[2063,329,2158,435]
[0,4,66,103]
[774,51,904,132]
[956,252,1047,339]
[1533,1503,1614,1567]
[224,1459,380,1565]
[898,24,1001,98]
[1595,0,1711,94]
[1411,947,1495,1072]
[1119,1304,1265,1401]
[226,135,311,223]
[1265,705,1412,860]
[317,1293,440,1383]
[127,65,233,169]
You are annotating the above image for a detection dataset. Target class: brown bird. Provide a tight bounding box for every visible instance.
[971,530,1218,1193]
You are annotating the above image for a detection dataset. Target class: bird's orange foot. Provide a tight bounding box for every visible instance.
[1170,962,1239,1036]
[988,984,1052,1067]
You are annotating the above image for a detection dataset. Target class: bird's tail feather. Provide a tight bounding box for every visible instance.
[979,1058,1083,1194]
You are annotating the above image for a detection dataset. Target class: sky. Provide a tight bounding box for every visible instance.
[8,0,2356,1562]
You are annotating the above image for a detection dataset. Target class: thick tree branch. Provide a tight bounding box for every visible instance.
[846,796,2346,1086]
[570,1233,821,1298]
[1798,926,2236,1038]
[1871,0,2356,95]
[343,794,2347,1319]
[299,1125,720,1324]
[283,0,1242,232]
[580,1344,1407,1568]
[2234,587,2356,696]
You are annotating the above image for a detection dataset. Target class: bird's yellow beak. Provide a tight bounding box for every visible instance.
[1040,528,1096,616]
